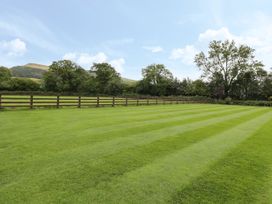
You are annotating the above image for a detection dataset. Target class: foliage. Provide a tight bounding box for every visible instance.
[0,66,12,90]
[224,96,232,104]
[43,60,89,92]
[0,66,12,80]
[10,65,48,79]
[8,78,41,91]
[195,40,264,98]
[0,67,40,91]
[136,64,174,96]
[90,63,123,95]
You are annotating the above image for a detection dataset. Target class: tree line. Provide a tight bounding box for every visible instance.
[0,40,272,100]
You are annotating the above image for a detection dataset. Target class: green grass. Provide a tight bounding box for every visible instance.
[1,104,272,203]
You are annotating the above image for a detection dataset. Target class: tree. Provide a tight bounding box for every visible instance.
[137,64,174,96]
[0,66,12,90]
[104,77,124,95]
[43,60,89,92]
[0,66,12,81]
[9,78,40,91]
[192,79,209,96]
[78,75,98,94]
[179,78,192,96]
[231,68,267,99]
[195,40,264,98]
[90,63,122,95]
[262,71,272,99]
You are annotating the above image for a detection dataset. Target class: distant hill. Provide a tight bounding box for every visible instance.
[24,63,49,71]
[9,63,137,85]
[10,63,49,79]
[122,77,137,86]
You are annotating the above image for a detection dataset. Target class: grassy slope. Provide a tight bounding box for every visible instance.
[9,63,137,84]
[0,104,272,203]
[24,63,49,71]
[10,64,48,79]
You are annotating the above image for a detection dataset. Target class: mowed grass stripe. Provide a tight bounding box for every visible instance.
[0,107,262,199]
[4,108,266,203]
[49,106,256,158]
[2,105,227,143]
[171,116,272,204]
[0,106,252,184]
[74,110,272,204]
[37,106,251,148]
[9,106,253,165]
[0,106,249,160]
[0,105,223,139]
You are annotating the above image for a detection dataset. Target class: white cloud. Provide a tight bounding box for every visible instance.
[0,38,27,56]
[78,52,107,66]
[109,58,125,73]
[63,52,125,73]
[198,27,263,47]
[62,52,77,61]
[143,46,163,53]
[169,45,199,65]
[0,14,60,53]
[196,26,272,69]
[198,27,233,42]
[170,15,272,70]
[63,52,107,67]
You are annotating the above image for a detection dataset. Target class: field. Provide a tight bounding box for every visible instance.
[1,104,272,203]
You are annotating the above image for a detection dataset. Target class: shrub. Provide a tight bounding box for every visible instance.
[224,97,232,105]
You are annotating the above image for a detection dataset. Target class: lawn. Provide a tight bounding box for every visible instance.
[1,104,272,203]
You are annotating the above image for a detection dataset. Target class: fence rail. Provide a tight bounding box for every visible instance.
[0,94,207,110]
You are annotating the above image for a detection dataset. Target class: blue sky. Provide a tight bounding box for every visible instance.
[1,0,272,80]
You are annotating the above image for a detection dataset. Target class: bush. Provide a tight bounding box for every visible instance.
[224,97,232,105]
[9,78,41,91]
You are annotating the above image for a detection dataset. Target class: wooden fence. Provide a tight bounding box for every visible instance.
[0,95,207,110]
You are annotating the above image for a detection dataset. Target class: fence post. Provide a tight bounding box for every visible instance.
[125,97,128,106]
[156,97,158,105]
[96,96,100,107]
[56,95,60,108]
[112,96,115,107]
[0,94,2,109]
[137,97,139,106]
[78,96,81,108]
[147,98,149,105]
[30,95,33,109]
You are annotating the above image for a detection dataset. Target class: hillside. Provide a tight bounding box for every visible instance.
[9,63,137,85]
[24,63,49,70]
[10,63,49,79]
[122,77,137,85]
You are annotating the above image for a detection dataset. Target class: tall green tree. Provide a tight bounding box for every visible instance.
[195,40,264,98]
[43,60,89,92]
[192,79,209,96]
[231,68,267,99]
[90,63,122,95]
[0,66,12,90]
[137,64,174,96]
[0,66,11,81]
[262,71,272,99]
[9,78,40,91]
